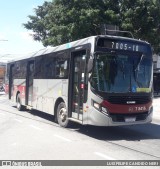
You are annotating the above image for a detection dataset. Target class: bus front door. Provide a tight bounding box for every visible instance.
[9,64,14,99]
[26,61,34,106]
[70,50,88,122]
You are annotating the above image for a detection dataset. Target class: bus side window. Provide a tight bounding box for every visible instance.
[14,61,26,79]
[90,66,98,90]
[55,60,68,78]
[35,56,44,79]
[44,55,55,79]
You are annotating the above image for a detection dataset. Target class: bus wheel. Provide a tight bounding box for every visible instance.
[16,94,24,111]
[57,102,70,128]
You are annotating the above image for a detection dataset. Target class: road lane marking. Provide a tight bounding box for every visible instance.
[94,152,132,168]
[11,142,17,146]
[94,152,116,160]
[14,119,23,123]
[30,125,43,131]
[0,112,6,116]
[54,134,71,142]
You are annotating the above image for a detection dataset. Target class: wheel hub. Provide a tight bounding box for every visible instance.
[60,108,67,122]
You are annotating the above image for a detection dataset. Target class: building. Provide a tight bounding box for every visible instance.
[153,54,160,96]
[153,54,160,69]
[0,62,6,85]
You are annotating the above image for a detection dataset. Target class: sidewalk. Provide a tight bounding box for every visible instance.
[153,97,160,121]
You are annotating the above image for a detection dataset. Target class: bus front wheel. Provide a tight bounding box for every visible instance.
[57,102,70,128]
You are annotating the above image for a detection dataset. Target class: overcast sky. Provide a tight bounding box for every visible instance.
[0,0,51,61]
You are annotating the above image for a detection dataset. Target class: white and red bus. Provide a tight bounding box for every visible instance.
[6,35,153,127]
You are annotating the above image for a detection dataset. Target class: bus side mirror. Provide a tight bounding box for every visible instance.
[88,59,93,73]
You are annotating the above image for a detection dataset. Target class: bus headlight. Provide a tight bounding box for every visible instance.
[93,101,101,110]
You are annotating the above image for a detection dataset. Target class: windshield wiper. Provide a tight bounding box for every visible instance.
[134,54,144,71]
[133,54,145,86]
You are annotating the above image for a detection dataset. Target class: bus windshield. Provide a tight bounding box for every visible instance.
[91,52,152,93]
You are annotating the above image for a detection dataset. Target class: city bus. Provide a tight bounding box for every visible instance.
[6,35,153,127]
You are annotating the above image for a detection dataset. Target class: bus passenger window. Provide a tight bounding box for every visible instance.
[44,56,55,79]
[35,56,45,79]
[55,60,68,78]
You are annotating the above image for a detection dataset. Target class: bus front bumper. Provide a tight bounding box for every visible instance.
[85,107,153,126]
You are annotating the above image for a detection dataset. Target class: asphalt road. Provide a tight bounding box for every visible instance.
[0,95,160,169]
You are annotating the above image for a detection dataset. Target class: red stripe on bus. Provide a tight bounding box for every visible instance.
[101,100,152,114]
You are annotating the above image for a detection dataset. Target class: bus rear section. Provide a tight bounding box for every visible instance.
[86,36,153,126]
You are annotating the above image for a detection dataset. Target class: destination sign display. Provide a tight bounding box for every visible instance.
[97,38,150,53]
[107,41,139,51]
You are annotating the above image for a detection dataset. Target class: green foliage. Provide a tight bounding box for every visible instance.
[119,0,160,53]
[23,0,160,53]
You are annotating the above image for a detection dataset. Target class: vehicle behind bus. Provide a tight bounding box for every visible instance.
[6,35,153,127]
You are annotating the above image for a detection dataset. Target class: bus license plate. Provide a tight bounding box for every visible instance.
[125,117,136,122]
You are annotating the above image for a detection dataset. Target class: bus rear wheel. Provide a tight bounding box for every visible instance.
[57,102,70,128]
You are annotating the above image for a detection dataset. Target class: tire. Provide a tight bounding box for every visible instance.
[16,94,24,111]
[57,102,70,128]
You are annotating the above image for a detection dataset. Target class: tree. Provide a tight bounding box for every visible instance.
[24,0,119,46]
[24,0,160,53]
[119,0,160,53]
[24,1,52,42]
